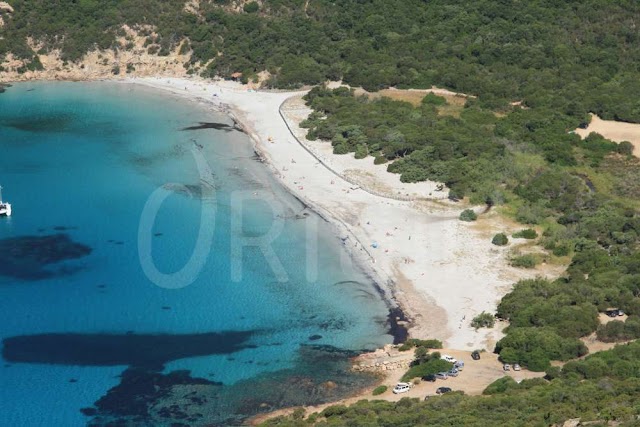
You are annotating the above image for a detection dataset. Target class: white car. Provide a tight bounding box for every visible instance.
[513,364,521,371]
[503,364,511,371]
[442,354,457,364]
[392,382,412,394]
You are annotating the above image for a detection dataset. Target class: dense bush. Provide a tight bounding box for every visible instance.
[398,338,443,352]
[372,385,387,396]
[402,358,453,381]
[459,209,478,222]
[495,327,588,371]
[513,229,538,239]
[471,312,495,329]
[596,317,640,342]
[510,254,538,269]
[4,0,640,126]
[491,233,509,246]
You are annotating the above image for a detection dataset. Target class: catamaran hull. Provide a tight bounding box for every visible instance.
[0,204,12,217]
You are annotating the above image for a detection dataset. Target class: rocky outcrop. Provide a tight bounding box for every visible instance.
[351,344,413,373]
[0,25,195,83]
[0,2,14,13]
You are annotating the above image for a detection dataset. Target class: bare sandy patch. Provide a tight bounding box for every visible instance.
[576,114,640,156]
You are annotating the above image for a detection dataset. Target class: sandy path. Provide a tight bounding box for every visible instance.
[125,76,549,351]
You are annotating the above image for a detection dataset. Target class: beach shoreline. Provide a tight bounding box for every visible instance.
[114,76,552,352]
[121,77,411,340]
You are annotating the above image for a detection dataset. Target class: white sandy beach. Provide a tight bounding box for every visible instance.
[126,76,550,351]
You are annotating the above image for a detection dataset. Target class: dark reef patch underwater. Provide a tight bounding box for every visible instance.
[0,233,92,280]
[80,345,376,426]
[2,331,256,368]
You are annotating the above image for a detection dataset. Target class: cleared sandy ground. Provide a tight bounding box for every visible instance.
[576,113,640,156]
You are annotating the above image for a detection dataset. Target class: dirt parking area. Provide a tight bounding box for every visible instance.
[376,349,544,401]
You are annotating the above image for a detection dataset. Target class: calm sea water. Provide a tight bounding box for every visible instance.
[0,82,392,426]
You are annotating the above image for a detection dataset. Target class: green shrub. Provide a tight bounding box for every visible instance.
[617,141,634,156]
[374,155,388,165]
[333,144,350,155]
[496,327,588,371]
[596,317,640,342]
[402,338,443,349]
[422,93,447,106]
[372,385,388,395]
[552,244,570,257]
[492,233,509,246]
[471,312,495,329]
[513,229,538,239]
[321,405,348,417]
[402,358,453,381]
[178,41,191,55]
[243,1,259,13]
[460,209,478,222]
[510,254,538,268]
[483,376,518,395]
[354,144,368,159]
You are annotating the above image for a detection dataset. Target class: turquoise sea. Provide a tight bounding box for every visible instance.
[0,82,394,426]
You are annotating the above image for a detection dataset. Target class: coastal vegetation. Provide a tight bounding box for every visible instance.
[3,0,640,121]
[264,342,640,426]
[512,229,538,239]
[458,209,477,222]
[470,312,495,330]
[371,386,387,396]
[401,351,453,382]
[491,233,508,246]
[397,338,443,352]
[302,84,640,373]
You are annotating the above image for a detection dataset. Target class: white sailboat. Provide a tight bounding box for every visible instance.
[0,185,12,217]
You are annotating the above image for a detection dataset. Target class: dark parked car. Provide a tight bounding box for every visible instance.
[606,309,625,317]
[436,387,452,395]
[421,374,436,382]
[471,351,480,360]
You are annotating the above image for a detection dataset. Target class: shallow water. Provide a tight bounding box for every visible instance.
[0,82,393,426]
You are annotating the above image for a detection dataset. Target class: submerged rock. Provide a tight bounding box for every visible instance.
[0,233,91,280]
[2,330,256,368]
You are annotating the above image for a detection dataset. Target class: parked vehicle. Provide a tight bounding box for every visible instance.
[503,364,511,371]
[471,351,481,360]
[393,382,412,394]
[606,309,625,317]
[421,374,436,382]
[454,361,465,370]
[434,372,448,380]
[442,354,457,364]
[448,369,459,377]
[436,387,452,395]
[513,364,521,371]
